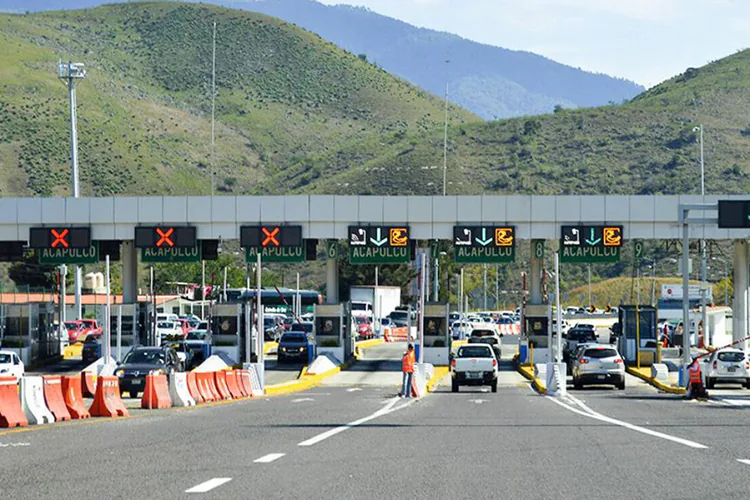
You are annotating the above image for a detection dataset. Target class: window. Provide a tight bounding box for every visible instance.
[124,349,165,365]
[458,346,492,358]
[583,348,618,359]
[0,353,10,364]
[718,352,745,363]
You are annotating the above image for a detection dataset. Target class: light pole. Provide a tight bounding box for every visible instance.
[693,124,708,349]
[58,61,86,321]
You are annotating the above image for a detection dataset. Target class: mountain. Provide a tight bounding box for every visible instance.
[0,2,476,196]
[5,0,644,119]
[281,50,750,197]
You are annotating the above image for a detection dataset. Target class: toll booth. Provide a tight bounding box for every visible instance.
[617,306,658,366]
[521,304,552,363]
[422,304,449,365]
[314,304,345,363]
[210,303,242,364]
[105,304,139,361]
[136,302,155,347]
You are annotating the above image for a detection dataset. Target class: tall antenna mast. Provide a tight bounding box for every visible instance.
[210,21,217,196]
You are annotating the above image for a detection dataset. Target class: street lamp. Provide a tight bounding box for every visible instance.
[58,61,86,320]
[693,124,708,350]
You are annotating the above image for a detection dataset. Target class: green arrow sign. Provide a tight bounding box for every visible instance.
[455,246,515,264]
[38,242,99,264]
[141,246,201,263]
[245,246,305,263]
[349,246,410,265]
[560,246,620,263]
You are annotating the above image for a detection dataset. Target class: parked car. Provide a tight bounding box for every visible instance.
[277,332,310,364]
[451,344,498,393]
[185,328,211,365]
[571,345,625,390]
[82,333,102,365]
[701,349,750,389]
[115,346,182,398]
[65,321,84,343]
[354,316,374,340]
[0,350,24,382]
[156,320,183,342]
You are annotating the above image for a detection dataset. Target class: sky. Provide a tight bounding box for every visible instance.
[316,0,750,87]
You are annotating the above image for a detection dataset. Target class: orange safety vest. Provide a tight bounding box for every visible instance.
[688,362,702,384]
[402,350,415,373]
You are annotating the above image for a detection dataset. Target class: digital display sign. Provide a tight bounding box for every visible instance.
[240,226,303,248]
[348,226,410,248]
[453,226,515,248]
[134,226,196,248]
[29,227,91,249]
[718,200,750,228]
[561,225,623,248]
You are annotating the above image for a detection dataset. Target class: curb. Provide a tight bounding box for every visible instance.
[355,338,384,359]
[264,359,353,396]
[264,342,278,355]
[517,365,547,394]
[425,366,450,392]
[626,366,686,395]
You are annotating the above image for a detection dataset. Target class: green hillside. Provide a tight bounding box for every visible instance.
[0,2,476,196]
[285,50,750,196]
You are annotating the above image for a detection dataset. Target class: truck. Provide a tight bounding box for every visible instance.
[350,286,401,321]
[450,343,498,393]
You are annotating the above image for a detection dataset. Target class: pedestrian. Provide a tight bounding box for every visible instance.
[401,344,416,398]
[686,357,708,400]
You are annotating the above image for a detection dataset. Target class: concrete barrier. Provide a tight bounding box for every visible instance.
[651,363,669,382]
[20,376,55,425]
[168,373,196,407]
[89,376,130,417]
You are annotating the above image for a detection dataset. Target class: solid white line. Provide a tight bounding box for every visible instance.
[737,459,750,466]
[254,453,286,463]
[298,397,412,447]
[546,395,708,450]
[185,478,232,493]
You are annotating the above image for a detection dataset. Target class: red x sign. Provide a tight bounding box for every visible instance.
[262,227,280,247]
[51,229,69,248]
[156,227,175,247]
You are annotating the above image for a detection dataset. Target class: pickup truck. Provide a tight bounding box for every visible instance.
[451,344,498,393]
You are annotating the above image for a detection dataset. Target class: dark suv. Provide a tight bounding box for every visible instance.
[115,346,182,398]
[82,333,102,365]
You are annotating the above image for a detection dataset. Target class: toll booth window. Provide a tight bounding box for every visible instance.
[623,310,655,340]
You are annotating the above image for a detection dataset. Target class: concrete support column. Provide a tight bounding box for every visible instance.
[326,242,339,304]
[732,240,748,351]
[530,240,544,305]
[121,241,138,304]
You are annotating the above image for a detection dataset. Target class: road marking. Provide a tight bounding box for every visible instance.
[546,395,707,449]
[291,398,314,403]
[0,442,30,447]
[347,388,362,392]
[298,397,413,447]
[737,459,750,466]
[254,453,285,463]
[185,478,232,493]
[468,399,487,404]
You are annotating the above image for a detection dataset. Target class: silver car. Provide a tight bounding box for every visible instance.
[701,349,750,389]
[571,345,625,390]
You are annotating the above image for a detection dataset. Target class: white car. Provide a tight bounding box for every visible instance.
[702,349,750,389]
[571,345,625,390]
[156,321,182,342]
[0,351,24,382]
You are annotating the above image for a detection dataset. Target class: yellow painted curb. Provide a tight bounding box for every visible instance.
[264,361,352,396]
[426,366,450,392]
[63,343,83,359]
[517,365,546,394]
[356,338,384,349]
[264,342,278,355]
[626,366,685,395]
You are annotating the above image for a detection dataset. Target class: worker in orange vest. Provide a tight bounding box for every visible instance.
[401,344,416,398]
[686,357,707,399]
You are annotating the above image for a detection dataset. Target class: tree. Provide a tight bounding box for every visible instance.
[8,252,55,290]
[357,53,368,62]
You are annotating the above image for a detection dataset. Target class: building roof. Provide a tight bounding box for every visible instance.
[0,293,180,306]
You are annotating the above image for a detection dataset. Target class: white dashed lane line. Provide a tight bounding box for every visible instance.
[253,453,286,463]
[185,478,233,493]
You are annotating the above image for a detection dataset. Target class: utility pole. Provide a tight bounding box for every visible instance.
[482,264,488,310]
[694,124,709,348]
[58,61,86,320]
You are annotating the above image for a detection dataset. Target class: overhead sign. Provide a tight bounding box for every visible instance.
[141,246,201,263]
[560,224,622,263]
[718,200,750,228]
[241,226,302,248]
[453,226,515,263]
[349,245,410,265]
[348,226,410,248]
[135,226,196,248]
[661,284,712,301]
[245,246,305,263]
[29,227,91,249]
[38,242,99,264]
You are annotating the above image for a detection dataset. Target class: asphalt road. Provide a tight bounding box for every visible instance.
[6,346,750,499]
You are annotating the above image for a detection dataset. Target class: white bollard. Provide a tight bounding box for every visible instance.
[20,376,55,425]
[168,373,196,407]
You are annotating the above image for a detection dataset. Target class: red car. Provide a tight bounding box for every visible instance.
[354,316,374,340]
[65,321,84,343]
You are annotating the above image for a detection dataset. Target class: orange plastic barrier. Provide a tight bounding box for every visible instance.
[238,370,253,397]
[61,375,90,419]
[0,376,27,428]
[42,376,71,422]
[196,372,216,402]
[385,327,409,342]
[214,371,232,400]
[89,376,130,418]
[141,374,172,410]
[186,372,204,404]
[225,371,244,399]
[234,370,248,398]
[81,372,97,398]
